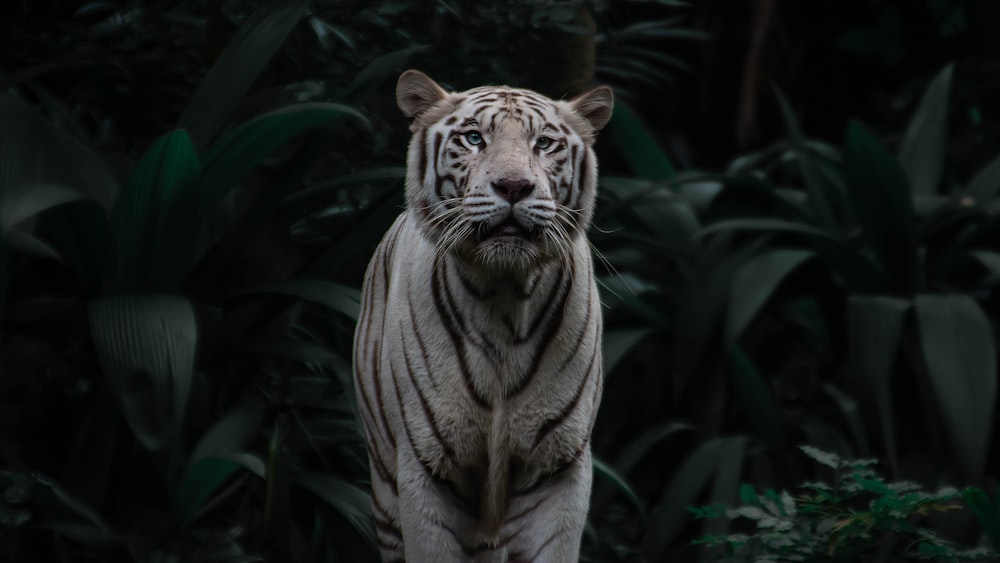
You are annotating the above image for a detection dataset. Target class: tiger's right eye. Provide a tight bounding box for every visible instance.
[463,131,484,146]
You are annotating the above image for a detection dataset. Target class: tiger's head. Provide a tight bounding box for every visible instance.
[396,70,613,273]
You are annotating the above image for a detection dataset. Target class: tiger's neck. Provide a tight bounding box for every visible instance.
[440,248,582,348]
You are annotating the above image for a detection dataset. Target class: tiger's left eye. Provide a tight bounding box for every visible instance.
[536,136,553,150]
[464,131,484,146]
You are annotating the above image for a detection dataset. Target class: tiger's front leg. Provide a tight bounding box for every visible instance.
[396,440,508,562]
[501,447,593,563]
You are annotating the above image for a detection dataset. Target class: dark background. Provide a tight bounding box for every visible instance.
[2,0,999,561]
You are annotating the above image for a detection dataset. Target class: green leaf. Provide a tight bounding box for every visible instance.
[228,279,361,320]
[178,0,311,150]
[294,472,376,548]
[593,456,646,521]
[608,99,675,181]
[613,422,693,477]
[914,294,996,483]
[282,166,406,206]
[189,406,266,464]
[844,120,917,293]
[0,183,85,235]
[698,220,870,284]
[0,243,6,320]
[699,437,748,563]
[731,349,783,453]
[111,130,199,292]
[339,45,428,105]
[602,328,652,378]
[38,201,111,296]
[898,64,953,197]
[773,87,838,230]
[175,457,242,526]
[725,249,814,347]
[673,237,766,390]
[88,296,197,453]
[964,152,1000,205]
[0,96,88,197]
[846,296,910,475]
[962,488,1000,550]
[643,438,742,560]
[969,250,1000,282]
[199,103,367,214]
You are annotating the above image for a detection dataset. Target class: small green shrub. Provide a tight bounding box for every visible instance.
[691,446,999,562]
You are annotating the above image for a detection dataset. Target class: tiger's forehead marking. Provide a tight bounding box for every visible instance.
[444,87,559,134]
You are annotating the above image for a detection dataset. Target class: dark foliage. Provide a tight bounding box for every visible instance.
[1,1,999,562]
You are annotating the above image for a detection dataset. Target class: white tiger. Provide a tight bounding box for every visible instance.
[353,70,613,562]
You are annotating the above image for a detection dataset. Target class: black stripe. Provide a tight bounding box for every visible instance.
[432,132,444,200]
[408,304,440,391]
[508,262,575,397]
[399,319,458,465]
[514,265,568,344]
[565,144,579,206]
[387,360,449,481]
[367,437,398,495]
[440,258,499,362]
[417,130,428,187]
[431,256,490,408]
[532,345,599,449]
[526,529,565,562]
[556,282,592,373]
[515,439,589,496]
[455,268,496,300]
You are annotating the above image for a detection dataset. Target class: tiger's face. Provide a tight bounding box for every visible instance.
[397,70,613,273]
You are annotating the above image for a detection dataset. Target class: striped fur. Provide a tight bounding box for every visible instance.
[353,70,613,562]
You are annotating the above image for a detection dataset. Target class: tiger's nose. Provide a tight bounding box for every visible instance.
[492,178,534,203]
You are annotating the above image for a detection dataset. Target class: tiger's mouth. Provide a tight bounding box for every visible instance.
[480,218,534,241]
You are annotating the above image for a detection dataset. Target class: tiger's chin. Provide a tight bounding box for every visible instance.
[469,237,546,273]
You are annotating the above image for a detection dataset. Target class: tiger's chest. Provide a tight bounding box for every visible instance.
[383,245,601,495]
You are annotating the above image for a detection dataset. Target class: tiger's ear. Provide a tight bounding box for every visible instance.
[569,85,614,134]
[396,70,449,119]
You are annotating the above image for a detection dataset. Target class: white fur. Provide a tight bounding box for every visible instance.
[353,71,612,562]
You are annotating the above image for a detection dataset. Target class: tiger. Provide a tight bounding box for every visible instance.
[352,69,613,563]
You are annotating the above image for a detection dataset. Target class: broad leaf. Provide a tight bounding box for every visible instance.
[602,328,652,378]
[0,183,85,234]
[111,130,199,292]
[673,236,766,392]
[178,0,310,150]
[962,488,1000,550]
[339,45,429,105]
[964,152,1000,205]
[0,96,87,196]
[642,437,740,560]
[608,98,675,181]
[698,218,882,291]
[699,437,748,563]
[774,87,838,230]
[199,103,367,214]
[228,279,361,320]
[294,472,376,548]
[189,406,266,464]
[725,249,814,347]
[283,166,406,206]
[731,349,783,453]
[844,120,917,294]
[915,294,996,483]
[89,296,197,453]
[593,457,646,520]
[38,201,111,296]
[175,457,242,526]
[898,64,953,197]
[969,250,1000,283]
[847,295,910,476]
